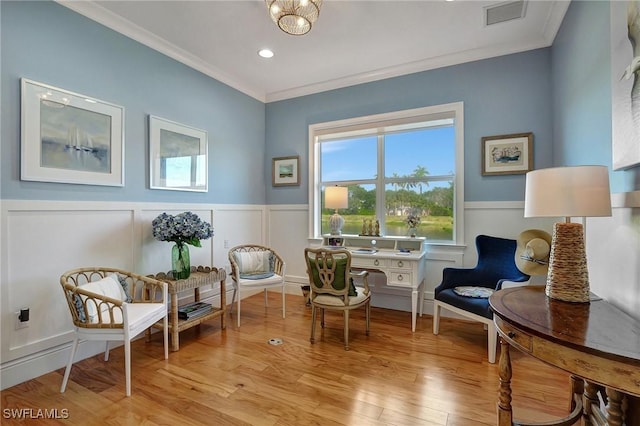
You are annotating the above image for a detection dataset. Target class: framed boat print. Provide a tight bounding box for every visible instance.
[481,132,533,176]
[20,78,124,186]
[149,115,208,192]
[272,156,300,186]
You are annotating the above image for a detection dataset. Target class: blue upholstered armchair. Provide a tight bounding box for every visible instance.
[433,235,529,363]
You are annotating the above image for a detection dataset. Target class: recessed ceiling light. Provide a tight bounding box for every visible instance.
[258,49,274,59]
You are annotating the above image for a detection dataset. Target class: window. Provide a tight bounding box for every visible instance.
[309,103,464,244]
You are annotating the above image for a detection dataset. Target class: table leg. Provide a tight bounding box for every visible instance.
[606,387,624,426]
[411,289,418,332]
[220,279,226,330]
[498,338,513,426]
[418,281,425,317]
[584,381,600,425]
[170,292,179,352]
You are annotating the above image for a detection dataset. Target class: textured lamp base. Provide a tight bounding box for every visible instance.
[329,212,344,235]
[546,222,590,303]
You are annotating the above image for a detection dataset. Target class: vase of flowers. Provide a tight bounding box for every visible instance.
[152,212,214,280]
[406,214,421,238]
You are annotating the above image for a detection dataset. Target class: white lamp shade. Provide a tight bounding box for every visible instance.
[524,166,612,218]
[325,186,348,209]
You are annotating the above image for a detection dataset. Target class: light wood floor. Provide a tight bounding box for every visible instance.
[1,293,573,425]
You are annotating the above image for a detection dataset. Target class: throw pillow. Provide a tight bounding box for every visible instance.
[234,251,273,274]
[110,273,133,302]
[453,286,494,298]
[308,257,357,297]
[79,275,128,323]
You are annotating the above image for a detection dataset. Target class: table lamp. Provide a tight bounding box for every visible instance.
[524,165,611,303]
[325,185,348,235]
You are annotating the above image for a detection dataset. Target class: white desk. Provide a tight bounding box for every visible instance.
[322,235,427,332]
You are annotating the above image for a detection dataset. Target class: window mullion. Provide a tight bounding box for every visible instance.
[376,134,385,235]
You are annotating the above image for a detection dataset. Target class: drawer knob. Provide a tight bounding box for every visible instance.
[397,261,404,267]
[508,331,516,339]
[398,275,403,281]
[374,259,379,266]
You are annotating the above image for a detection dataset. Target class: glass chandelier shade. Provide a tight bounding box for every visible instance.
[266,0,322,36]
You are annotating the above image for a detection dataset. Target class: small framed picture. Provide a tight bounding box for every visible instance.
[272,156,300,186]
[149,115,208,192]
[21,78,124,186]
[481,132,533,176]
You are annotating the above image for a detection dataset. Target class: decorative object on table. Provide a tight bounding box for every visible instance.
[152,212,214,280]
[406,214,421,237]
[272,155,300,186]
[325,185,348,235]
[20,78,124,187]
[265,0,322,36]
[149,115,208,192]
[515,229,552,276]
[359,218,380,237]
[524,166,612,303]
[481,132,533,176]
[177,301,213,320]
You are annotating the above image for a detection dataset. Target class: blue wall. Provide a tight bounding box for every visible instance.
[4,1,637,206]
[1,1,267,204]
[551,0,638,193]
[265,49,554,204]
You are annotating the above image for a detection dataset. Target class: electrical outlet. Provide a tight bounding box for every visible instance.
[224,239,229,249]
[15,312,28,330]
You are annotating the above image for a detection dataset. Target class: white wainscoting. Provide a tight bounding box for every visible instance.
[2,196,638,390]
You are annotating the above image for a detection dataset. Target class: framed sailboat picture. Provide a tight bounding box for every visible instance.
[481,132,533,176]
[20,78,124,186]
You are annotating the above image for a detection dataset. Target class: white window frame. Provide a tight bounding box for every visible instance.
[308,102,465,245]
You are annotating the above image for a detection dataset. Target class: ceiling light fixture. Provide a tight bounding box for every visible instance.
[265,0,322,36]
[258,49,274,58]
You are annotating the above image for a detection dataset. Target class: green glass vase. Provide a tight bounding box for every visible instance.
[171,243,191,280]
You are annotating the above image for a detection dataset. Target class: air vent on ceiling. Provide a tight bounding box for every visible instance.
[485,0,527,26]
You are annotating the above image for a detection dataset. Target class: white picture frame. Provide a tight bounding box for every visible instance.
[21,78,124,186]
[149,115,208,192]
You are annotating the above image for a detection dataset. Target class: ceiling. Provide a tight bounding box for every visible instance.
[59,0,571,103]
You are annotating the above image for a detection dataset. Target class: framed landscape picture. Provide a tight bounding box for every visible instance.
[272,156,300,186]
[149,115,208,192]
[20,78,124,186]
[481,132,533,176]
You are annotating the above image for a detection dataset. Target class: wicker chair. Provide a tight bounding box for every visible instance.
[304,247,370,350]
[228,244,286,327]
[59,267,168,396]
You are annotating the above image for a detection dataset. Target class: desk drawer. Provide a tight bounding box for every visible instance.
[495,317,532,353]
[352,257,389,269]
[387,271,413,287]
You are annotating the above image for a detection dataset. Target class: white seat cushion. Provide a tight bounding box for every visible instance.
[236,273,284,287]
[313,286,369,307]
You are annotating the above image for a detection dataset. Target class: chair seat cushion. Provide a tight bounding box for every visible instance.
[240,271,275,280]
[453,286,494,298]
[436,288,492,318]
[313,286,370,307]
[236,273,284,287]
